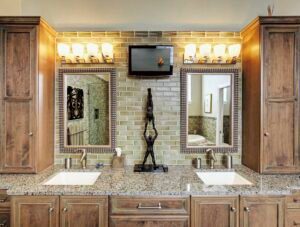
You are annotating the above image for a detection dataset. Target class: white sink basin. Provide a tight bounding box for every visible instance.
[43,172,101,185]
[196,171,252,185]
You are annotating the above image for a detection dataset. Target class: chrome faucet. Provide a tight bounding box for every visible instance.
[78,149,87,169]
[206,149,217,169]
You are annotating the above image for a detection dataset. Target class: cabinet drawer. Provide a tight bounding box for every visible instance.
[286,195,300,209]
[110,215,189,227]
[110,196,190,215]
[286,209,300,227]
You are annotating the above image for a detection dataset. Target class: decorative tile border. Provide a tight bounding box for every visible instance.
[180,68,239,153]
[58,67,116,153]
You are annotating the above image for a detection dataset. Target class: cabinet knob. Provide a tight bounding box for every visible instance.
[230,207,236,212]
[244,207,251,212]
[48,207,54,213]
[28,132,33,136]
[294,221,300,226]
[264,132,270,137]
[63,207,68,212]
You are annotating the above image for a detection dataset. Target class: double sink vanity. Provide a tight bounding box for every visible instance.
[1,164,300,227]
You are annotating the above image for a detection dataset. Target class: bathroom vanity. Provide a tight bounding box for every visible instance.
[0,165,299,227]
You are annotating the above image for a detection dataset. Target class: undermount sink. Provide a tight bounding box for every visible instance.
[43,172,101,185]
[196,171,252,185]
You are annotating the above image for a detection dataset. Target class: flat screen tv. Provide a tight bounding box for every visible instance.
[129,45,174,76]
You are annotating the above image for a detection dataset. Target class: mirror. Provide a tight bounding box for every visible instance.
[187,74,231,146]
[58,68,116,153]
[180,68,239,153]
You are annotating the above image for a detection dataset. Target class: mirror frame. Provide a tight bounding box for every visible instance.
[180,68,239,153]
[58,67,116,153]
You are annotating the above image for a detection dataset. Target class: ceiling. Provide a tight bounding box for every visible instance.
[2,0,300,31]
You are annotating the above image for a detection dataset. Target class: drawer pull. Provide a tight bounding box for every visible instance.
[137,202,162,209]
[244,207,251,212]
[49,207,54,213]
[294,221,300,226]
[63,207,68,212]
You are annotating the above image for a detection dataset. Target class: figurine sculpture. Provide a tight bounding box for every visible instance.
[142,88,158,168]
[134,88,168,172]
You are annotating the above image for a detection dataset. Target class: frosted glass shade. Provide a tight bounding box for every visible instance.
[57,43,70,57]
[199,44,211,57]
[72,43,84,57]
[87,43,99,57]
[213,44,226,58]
[228,44,241,58]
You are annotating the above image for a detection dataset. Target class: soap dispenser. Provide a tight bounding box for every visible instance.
[225,152,233,169]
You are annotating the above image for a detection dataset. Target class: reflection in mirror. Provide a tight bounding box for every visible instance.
[187,74,232,147]
[65,73,110,146]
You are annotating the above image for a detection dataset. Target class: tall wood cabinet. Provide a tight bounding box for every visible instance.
[242,16,300,174]
[0,17,55,173]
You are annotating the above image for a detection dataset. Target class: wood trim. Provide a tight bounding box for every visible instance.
[180,67,240,153]
[58,67,116,153]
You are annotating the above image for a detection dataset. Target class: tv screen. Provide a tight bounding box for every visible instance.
[129,45,174,76]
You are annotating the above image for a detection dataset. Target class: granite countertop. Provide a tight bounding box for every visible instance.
[0,165,300,196]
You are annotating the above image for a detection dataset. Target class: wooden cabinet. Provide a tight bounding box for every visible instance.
[191,196,239,227]
[60,196,108,227]
[0,17,55,173]
[11,196,59,227]
[0,190,10,227]
[240,196,285,227]
[285,194,300,227]
[110,196,190,227]
[242,16,300,174]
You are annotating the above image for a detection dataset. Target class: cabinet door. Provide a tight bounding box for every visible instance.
[240,196,284,227]
[262,25,300,173]
[0,26,37,173]
[60,196,108,227]
[191,196,238,227]
[11,196,59,227]
[109,215,189,227]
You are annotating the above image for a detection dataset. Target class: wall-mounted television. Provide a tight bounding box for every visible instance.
[129,45,174,76]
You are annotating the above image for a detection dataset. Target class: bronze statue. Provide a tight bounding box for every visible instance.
[142,88,158,168]
[142,123,158,167]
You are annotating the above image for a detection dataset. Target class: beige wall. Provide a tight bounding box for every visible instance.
[0,0,21,15]
[0,0,299,31]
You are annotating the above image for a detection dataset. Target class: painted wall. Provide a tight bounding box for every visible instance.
[0,0,299,31]
[0,0,21,15]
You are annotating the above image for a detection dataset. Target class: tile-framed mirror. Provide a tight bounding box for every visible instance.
[58,67,116,153]
[180,68,239,153]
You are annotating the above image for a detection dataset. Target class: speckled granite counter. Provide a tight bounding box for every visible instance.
[0,165,300,196]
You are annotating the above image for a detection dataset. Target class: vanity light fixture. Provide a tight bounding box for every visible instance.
[213,44,226,63]
[184,44,197,63]
[57,42,114,64]
[72,43,85,63]
[199,44,212,63]
[57,43,71,63]
[183,43,241,65]
[87,43,99,63]
[101,43,114,63]
[228,44,241,64]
